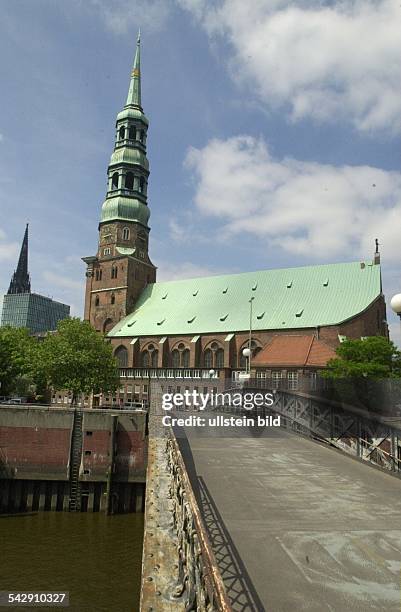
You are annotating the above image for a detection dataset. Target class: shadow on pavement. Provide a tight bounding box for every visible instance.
[175,427,265,612]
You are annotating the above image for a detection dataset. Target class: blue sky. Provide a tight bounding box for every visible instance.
[0,0,400,340]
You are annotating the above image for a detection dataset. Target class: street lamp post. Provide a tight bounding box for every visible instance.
[391,293,401,337]
[391,294,401,318]
[242,347,251,375]
[248,297,255,375]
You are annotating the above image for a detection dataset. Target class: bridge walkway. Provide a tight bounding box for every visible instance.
[176,410,401,612]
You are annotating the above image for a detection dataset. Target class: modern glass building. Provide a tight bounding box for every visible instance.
[0,225,70,333]
[1,292,70,333]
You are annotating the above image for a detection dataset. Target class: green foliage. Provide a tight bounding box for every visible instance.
[0,327,38,395]
[40,318,119,401]
[323,336,401,379]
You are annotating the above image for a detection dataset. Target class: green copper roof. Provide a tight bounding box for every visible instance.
[116,32,149,126]
[101,196,150,226]
[126,31,141,108]
[110,147,149,170]
[109,261,382,338]
[116,107,149,125]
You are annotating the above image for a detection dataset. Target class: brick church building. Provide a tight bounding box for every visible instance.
[82,35,388,406]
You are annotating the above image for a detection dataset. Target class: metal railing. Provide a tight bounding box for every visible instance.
[166,432,231,611]
[140,382,231,611]
[120,368,221,380]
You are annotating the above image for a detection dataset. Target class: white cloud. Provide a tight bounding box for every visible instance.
[88,0,171,34]
[178,0,401,134]
[157,261,225,281]
[40,272,84,318]
[42,271,83,292]
[0,229,20,263]
[185,135,401,261]
[169,219,191,243]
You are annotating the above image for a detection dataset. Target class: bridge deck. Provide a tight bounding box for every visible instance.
[177,411,401,612]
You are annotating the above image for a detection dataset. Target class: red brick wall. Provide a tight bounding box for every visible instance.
[110,294,388,369]
[0,426,71,480]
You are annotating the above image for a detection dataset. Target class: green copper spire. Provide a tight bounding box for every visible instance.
[126,30,141,108]
[100,31,150,228]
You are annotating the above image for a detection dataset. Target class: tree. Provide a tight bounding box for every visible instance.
[41,318,119,403]
[0,327,39,396]
[323,336,401,379]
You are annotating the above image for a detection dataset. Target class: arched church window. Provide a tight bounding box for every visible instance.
[151,350,158,367]
[122,227,130,240]
[111,172,119,190]
[171,350,180,368]
[239,340,261,368]
[119,126,125,140]
[103,318,114,333]
[111,293,115,305]
[125,172,134,190]
[129,125,136,140]
[203,349,213,369]
[139,176,145,193]
[182,349,190,368]
[95,295,99,307]
[114,346,128,368]
[215,348,224,368]
[141,351,149,368]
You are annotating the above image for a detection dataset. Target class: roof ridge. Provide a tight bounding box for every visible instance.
[148,260,377,288]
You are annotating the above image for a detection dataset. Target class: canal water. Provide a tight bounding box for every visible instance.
[0,512,144,612]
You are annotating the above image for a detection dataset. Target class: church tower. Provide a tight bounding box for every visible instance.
[8,223,31,295]
[83,33,156,333]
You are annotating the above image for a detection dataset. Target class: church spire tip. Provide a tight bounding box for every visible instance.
[8,224,31,295]
[125,29,142,108]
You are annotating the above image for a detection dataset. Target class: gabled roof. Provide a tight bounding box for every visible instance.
[109,261,382,338]
[252,335,336,368]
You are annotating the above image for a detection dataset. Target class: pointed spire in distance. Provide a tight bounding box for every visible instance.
[125,29,142,108]
[373,237,381,265]
[8,223,31,294]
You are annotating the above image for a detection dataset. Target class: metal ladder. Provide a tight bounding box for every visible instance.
[69,408,83,511]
